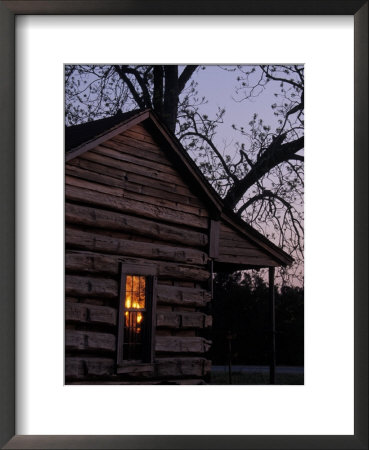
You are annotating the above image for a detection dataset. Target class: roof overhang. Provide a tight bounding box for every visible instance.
[220,210,293,268]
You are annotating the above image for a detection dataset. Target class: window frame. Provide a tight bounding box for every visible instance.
[116,263,157,368]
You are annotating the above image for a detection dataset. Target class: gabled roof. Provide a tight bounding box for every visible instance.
[65,109,293,267]
[65,110,141,151]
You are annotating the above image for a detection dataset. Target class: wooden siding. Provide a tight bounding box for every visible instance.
[65,123,212,383]
[66,357,211,382]
[218,221,280,267]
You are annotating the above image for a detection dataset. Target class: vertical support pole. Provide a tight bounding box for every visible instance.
[269,267,276,385]
[207,260,214,386]
[210,259,214,300]
[227,332,233,385]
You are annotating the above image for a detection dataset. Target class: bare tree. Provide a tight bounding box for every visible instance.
[65,64,304,285]
[177,65,304,284]
[65,65,198,132]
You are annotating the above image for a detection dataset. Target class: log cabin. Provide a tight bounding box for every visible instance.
[65,109,293,384]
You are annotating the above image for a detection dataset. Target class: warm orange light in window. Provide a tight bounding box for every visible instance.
[126,275,145,309]
[125,295,131,309]
[124,275,146,332]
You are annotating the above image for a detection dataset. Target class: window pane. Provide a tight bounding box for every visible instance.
[126,275,145,309]
[123,274,147,361]
[126,275,132,292]
[123,311,145,360]
[139,277,146,306]
[125,275,132,308]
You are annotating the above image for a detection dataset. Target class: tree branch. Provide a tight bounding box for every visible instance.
[178,65,198,92]
[180,131,238,183]
[260,66,303,90]
[113,65,146,109]
[119,66,153,108]
[224,136,304,208]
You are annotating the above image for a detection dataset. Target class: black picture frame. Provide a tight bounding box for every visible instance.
[0,1,367,448]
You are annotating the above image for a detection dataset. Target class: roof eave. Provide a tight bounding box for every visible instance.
[65,109,151,162]
[220,209,294,267]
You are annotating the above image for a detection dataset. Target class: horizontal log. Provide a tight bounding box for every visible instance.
[118,187,208,219]
[156,311,180,328]
[65,302,117,326]
[73,298,105,306]
[220,236,260,250]
[66,175,122,197]
[219,225,280,261]
[99,139,174,171]
[65,278,211,308]
[154,262,210,282]
[130,123,157,138]
[156,311,212,329]
[66,175,207,218]
[65,308,212,328]
[66,251,210,282]
[116,363,154,375]
[220,223,237,233]
[155,336,212,354]
[109,138,169,166]
[66,185,208,229]
[116,129,161,148]
[112,129,162,149]
[65,203,208,248]
[66,164,125,190]
[156,305,173,312]
[157,285,211,307]
[65,275,118,298]
[66,357,210,381]
[67,379,207,385]
[155,357,211,377]
[116,358,210,379]
[170,379,207,385]
[68,155,199,200]
[219,246,269,257]
[66,163,204,208]
[113,138,162,159]
[66,228,208,265]
[65,275,211,307]
[182,312,212,328]
[217,253,277,266]
[84,149,187,187]
[65,357,115,379]
[66,251,121,275]
[65,330,116,352]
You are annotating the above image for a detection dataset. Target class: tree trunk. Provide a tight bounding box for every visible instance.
[163,66,179,132]
[153,65,164,117]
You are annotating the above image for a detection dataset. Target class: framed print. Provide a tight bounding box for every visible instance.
[0,1,367,449]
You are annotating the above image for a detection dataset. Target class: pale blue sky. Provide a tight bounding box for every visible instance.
[181,65,283,152]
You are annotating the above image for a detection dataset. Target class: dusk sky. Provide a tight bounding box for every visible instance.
[179,65,304,285]
[179,65,290,150]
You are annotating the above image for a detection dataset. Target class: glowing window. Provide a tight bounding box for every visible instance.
[117,266,156,366]
[123,275,147,361]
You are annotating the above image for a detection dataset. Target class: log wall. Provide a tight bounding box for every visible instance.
[218,221,279,267]
[65,123,212,384]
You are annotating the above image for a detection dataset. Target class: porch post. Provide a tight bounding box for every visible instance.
[269,266,276,384]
